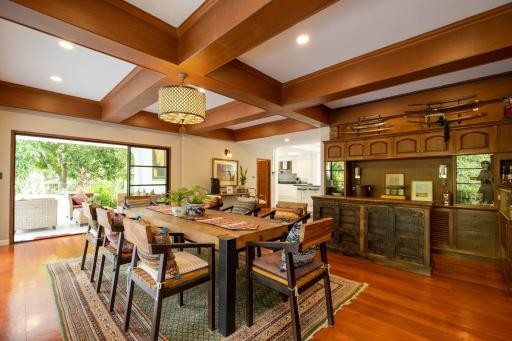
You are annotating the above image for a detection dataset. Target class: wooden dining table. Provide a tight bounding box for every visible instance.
[125,207,287,337]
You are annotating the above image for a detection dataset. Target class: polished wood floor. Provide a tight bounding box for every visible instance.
[1,235,511,340]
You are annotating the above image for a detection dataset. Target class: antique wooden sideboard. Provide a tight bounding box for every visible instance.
[313,195,432,275]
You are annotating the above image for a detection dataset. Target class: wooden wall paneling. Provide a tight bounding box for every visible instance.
[346,141,366,160]
[430,207,453,248]
[393,134,420,158]
[455,126,497,154]
[324,141,346,161]
[365,137,393,159]
[497,123,512,153]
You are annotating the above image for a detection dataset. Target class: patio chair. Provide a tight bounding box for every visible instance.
[123,218,216,341]
[80,202,103,282]
[245,218,335,341]
[95,208,133,312]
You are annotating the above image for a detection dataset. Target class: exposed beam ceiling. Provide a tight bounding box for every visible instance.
[282,4,512,110]
[185,101,270,134]
[0,0,333,126]
[101,66,168,123]
[233,118,316,141]
[178,0,336,75]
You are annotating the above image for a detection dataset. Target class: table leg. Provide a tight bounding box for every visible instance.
[219,236,237,336]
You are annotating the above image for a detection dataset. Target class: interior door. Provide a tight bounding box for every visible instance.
[257,159,271,208]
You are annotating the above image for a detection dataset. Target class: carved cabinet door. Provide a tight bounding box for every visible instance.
[324,141,345,161]
[394,208,425,264]
[338,203,361,255]
[420,132,454,156]
[365,137,393,160]
[455,126,497,154]
[393,135,419,158]
[365,206,394,257]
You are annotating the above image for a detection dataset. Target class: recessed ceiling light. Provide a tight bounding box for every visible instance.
[296,34,309,45]
[284,138,290,142]
[59,40,74,50]
[50,75,63,82]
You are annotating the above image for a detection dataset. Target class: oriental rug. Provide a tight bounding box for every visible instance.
[47,255,366,341]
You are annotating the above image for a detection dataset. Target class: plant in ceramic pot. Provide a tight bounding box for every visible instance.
[238,166,248,193]
[186,186,208,217]
[168,187,191,217]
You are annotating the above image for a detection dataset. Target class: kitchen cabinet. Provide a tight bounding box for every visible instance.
[393,135,420,158]
[455,126,497,154]
[420,132,453,156]
[346,141,365,160]
[366,137,393,159]
[324,141,345,161]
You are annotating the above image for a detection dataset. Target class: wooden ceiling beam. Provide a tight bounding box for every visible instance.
[185,101,270,134]
[101,67,168,123]
[196,128,235,141]
[282,4,512,110]
[0,81,101,120]
[178,0,336,75]
[232,118,315,141]
[0,81,182,133]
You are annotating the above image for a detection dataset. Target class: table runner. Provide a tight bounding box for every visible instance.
[146,205,259,230]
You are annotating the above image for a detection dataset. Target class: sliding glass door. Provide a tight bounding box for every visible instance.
[128,146,169,195]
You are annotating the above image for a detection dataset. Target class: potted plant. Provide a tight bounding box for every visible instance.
[186,186,207,217]
[168,187,191,217]
[238,166,248,193]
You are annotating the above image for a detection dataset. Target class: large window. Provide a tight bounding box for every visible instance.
[325,161,345,194]
[128,147,169,195]
[456,154,493,205]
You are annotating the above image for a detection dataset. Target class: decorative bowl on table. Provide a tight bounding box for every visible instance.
[186,203,205,217]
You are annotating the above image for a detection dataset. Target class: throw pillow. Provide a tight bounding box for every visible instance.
[231,200,256,215]
[279,221,317,272]
[274,207,300,223]
[136,220,179,280]
[71,193,89,205]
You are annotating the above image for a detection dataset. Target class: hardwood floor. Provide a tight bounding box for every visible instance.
[0,235,510,340]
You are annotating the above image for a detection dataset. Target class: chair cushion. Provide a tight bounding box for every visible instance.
[138,251,208,281]
[203,196,221,208]
[136,225,179,277]
[132,266,209,291]
[105,231,134,253]
[276,203,305,216]
[71,193,89,205]
[279,222,317,271]
[254,250,322,280]
[232,200,256,214]
[274,207,300,222]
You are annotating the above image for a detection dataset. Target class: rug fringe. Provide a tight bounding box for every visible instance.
[304,282,369,341]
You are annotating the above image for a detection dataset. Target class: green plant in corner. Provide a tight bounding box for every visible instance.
[239,166,248,187]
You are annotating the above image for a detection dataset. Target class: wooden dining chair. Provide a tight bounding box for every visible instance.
[123,218,216,341]
[245,218,335,341]
[80,202,103,282]
[95,208,133,312]
[124,195,152,208]
[221,200,261,216]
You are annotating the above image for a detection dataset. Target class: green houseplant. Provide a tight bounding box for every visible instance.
[168,187,191,217]
[238,166,248,192]
[186,186,208,216]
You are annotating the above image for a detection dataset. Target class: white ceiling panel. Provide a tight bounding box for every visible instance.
[124,0,204,27]
[0,19,135,101]
[144,89,233,113]
[326,58,512,109]
[239,0,510,82]
[227,115,287,130]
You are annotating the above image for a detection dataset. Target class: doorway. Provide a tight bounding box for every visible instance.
[10,131,170,243]
[256,159,271,208]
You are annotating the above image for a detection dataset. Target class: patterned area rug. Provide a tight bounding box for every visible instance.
[47,255,366,341]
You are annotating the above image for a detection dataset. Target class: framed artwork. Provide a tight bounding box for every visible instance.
[385,173,404,195]
[212,159,238,186]
[411,181,433,201]
[504,97,512,119]
[226,186,234,194]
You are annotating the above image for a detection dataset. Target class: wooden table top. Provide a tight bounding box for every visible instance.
[125,208,287,250]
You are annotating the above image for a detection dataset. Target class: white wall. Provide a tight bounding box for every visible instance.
[0,106,273,243]
[181,135,274,198]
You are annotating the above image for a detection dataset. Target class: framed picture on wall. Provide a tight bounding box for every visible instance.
[411,181,433,201]
[212,159,238,186]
